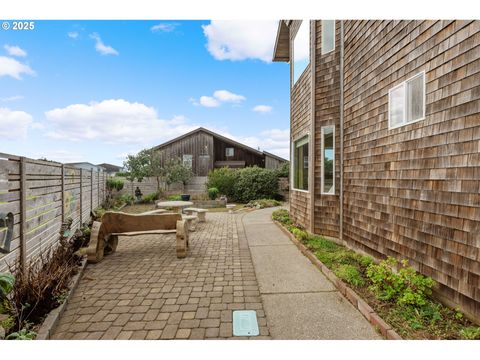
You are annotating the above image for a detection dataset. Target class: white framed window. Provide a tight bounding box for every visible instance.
[182,154,193,169]
[225,147,234,157]
[293,20,310,85]
[321,20,335,55]
[321,126,335,195]
[388,71,426,129]
[292,135,309,191]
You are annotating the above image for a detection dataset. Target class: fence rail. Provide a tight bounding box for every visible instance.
[0,152,107,272]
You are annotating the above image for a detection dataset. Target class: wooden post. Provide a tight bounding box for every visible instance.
[61,164,65,223]
[19,157,27,270]
[80,168,83,225]
[97,169,100,207]
[90,169,94,213]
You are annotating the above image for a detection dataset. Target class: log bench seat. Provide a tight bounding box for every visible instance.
[86,211,189,263]
[184,208,207,222]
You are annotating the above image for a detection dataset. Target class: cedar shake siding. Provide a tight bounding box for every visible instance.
[289,20,312,231]
[274,20,480,321]
[313,20,342,238]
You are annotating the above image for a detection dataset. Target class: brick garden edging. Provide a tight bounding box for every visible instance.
[35,258,88,340]
[273,220,403,340]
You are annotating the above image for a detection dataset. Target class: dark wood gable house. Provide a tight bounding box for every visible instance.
[273,20,480,321]
[151,127,287,176]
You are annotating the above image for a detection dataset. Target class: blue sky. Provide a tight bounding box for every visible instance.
[0,20,290,165]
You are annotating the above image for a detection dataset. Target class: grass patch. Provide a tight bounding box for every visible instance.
[271,209,480,340]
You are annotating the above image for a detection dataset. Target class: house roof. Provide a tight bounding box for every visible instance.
[263,151,289,163]
[272,20,290,62]
[151,127,265,156]
[97,163,122,172]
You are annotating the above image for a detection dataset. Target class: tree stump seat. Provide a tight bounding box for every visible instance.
[184,208,207,222]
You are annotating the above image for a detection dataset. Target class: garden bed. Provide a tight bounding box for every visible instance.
[272,209,480,340]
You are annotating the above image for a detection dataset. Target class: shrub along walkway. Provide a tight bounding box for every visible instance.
[241,207,381,339]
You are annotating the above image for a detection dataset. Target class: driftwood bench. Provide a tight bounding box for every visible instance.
[86,211,189,263]
[184,208,207,222]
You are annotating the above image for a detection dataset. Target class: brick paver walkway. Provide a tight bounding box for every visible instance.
[51,212,270,339]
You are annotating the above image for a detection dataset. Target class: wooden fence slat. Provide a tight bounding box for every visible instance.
[20,157,27,270]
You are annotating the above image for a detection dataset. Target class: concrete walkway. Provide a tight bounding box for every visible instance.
[241,207,381,340]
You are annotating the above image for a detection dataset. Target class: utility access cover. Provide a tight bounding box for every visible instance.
[233,310,259,336]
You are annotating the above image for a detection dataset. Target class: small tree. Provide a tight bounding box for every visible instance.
[165,158,193,192]
[147,150,166,192]
[123,151,150,183]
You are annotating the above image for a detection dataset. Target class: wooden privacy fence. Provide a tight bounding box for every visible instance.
[0,152,107,272]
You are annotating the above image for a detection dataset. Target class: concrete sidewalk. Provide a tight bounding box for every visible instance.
[240,207,381,340]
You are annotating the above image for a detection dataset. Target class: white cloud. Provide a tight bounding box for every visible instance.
[0,95,24,102]
[32,150,86,163]
[192,89,246,108]
[213,90,246,103]
[90,33,119,56]
[4,45,27,57]
[252,105,273,114]
[151,23,178,33]
[67,32,79,39]
[0,107,33,140]
[199,96,220,108]
[44,99,197,146]
[0,56,35,80]
[202,20,278,62]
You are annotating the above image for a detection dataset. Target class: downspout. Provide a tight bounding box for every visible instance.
[339,20,345,243]
[309,20,316,234]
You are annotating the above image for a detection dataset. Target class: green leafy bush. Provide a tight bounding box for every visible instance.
[460,327,480,340]
[142,192,160,203]
[0,272,14,300]
[272,209,292,225]
[334,264,365,287]
[208,187,219,200]
[291,228,308,242]
[206,167,237,199]
[233,167,279,203]
[106,178,124,191]
[6,327,36,340]
[119,194,135,205]
[274,162,289,178]
[366,257,436,307]
[167,194,182,201]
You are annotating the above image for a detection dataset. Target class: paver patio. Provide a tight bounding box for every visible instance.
[51,212,270,340]
[51,208,380,340]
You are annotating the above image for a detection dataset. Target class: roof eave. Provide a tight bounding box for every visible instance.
[272,20,290,62]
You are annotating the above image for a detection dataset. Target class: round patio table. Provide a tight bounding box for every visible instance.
[155,200,193,214]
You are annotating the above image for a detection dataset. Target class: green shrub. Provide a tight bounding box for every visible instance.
[460,327,480,340]
[366,257,436,307]
[142,192,160,203]
[305,236,340,252]
[6,327,36,340]
[115,171,129,177]
[334,264,365,287]
[233,167,279,202]
[118,194,135,205]
[206,167,237,199]
[274,162,289,178]
[272,209,291,225]
[291,228,308,242]
[167,194,182,201]
[0,272,14,300]
[106,178,124,191]
[208,187,219,200]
